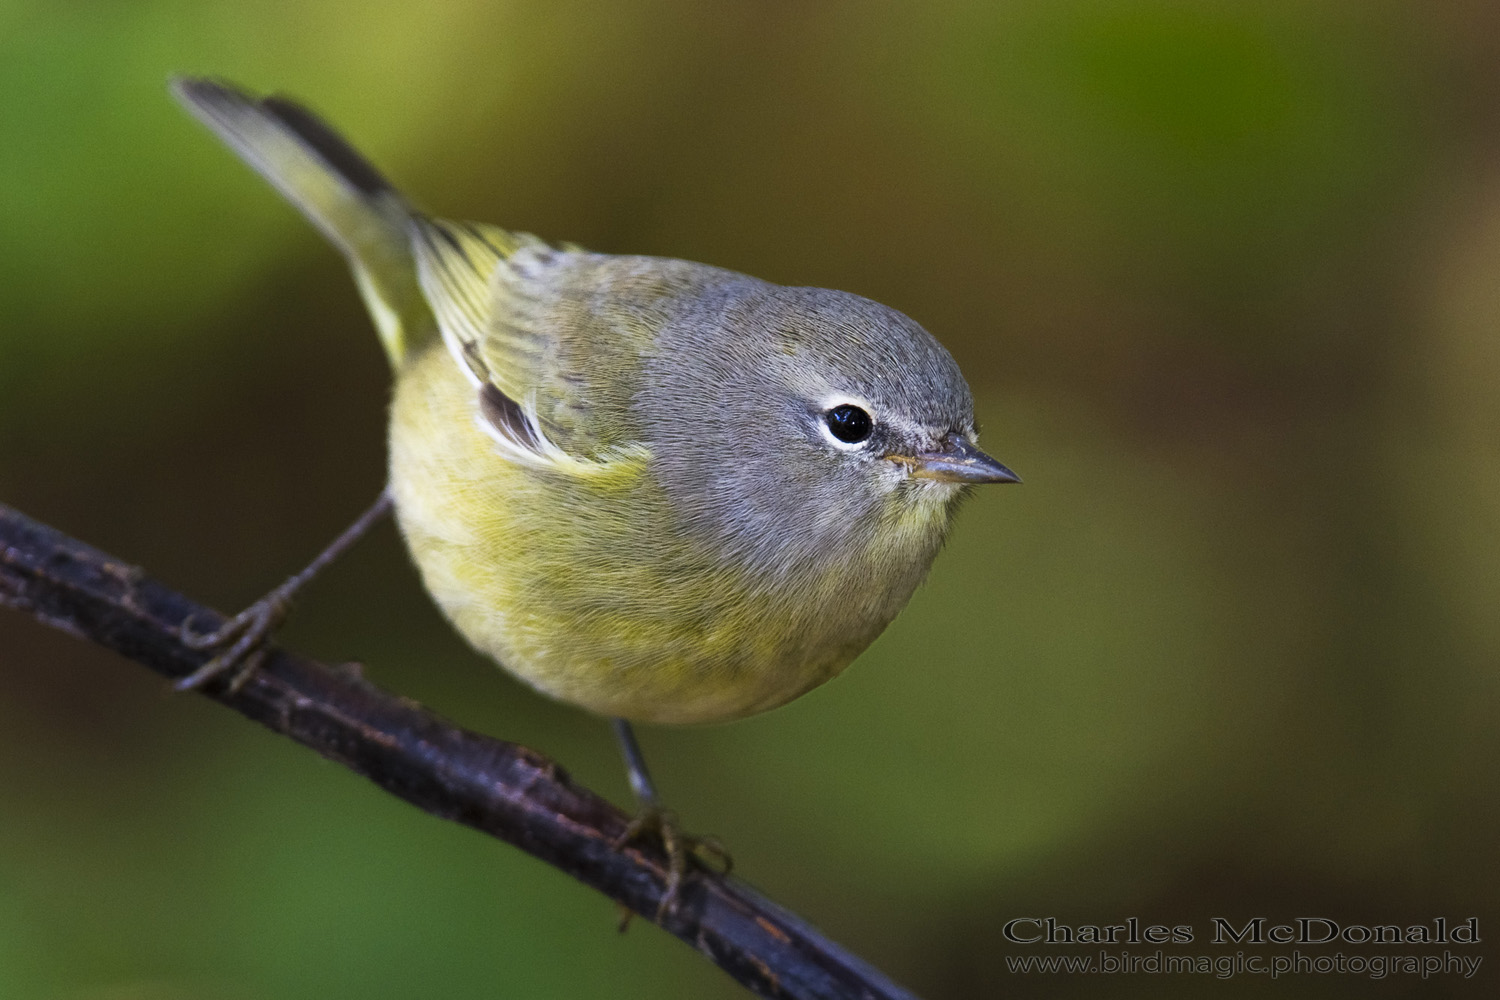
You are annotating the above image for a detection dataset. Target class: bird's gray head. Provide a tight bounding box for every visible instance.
[642,277,1016,583]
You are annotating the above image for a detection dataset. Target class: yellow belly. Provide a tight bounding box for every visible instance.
[387,343,941,724]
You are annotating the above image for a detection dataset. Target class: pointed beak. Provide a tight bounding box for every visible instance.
[902,435,1021,484]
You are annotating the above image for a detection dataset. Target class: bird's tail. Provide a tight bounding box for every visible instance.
[171,77,434,367]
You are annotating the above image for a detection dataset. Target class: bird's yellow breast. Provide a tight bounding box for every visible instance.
[388,343,946,724]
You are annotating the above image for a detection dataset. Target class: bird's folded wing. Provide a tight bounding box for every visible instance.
[410,217,650,473]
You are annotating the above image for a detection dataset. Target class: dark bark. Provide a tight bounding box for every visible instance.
[0,501,919,1000]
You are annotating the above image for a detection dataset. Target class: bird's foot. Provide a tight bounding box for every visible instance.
[175,584,294,693]
[613,804,732,925]
[171,492,393,694]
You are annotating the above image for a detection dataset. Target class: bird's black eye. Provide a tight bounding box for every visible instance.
[825,404,874,444]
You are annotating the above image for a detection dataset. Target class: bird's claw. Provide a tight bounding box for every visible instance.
[613,805,732,924]
[175,589,292,692]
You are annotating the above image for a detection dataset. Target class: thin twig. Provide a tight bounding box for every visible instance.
[0,501,920,1000]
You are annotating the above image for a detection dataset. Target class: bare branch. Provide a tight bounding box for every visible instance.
[0,501,920,1000]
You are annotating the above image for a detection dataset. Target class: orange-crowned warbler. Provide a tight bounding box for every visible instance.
[170,77,1019,912]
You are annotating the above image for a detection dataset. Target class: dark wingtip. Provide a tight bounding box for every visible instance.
[479,383,543,451]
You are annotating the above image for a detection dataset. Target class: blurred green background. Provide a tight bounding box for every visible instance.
[2,1,1498,997]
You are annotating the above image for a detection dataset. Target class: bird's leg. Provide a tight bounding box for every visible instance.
[176,490,394,693]
[610,718,732,923]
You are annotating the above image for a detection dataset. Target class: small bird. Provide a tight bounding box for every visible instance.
[171,77,1018,913]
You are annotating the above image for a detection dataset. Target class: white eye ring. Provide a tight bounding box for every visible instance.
[817,395,876,450]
